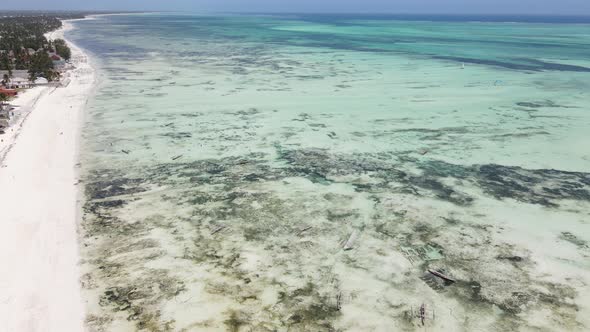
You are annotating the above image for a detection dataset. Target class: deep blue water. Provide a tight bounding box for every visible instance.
[71,13,590,73]
[242,13,590,24]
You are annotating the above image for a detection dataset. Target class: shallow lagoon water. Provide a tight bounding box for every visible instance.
[68,14,590,331]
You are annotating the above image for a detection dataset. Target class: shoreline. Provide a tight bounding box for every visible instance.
[0,20,95,331]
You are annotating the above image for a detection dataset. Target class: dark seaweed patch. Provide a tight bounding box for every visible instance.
[559,232,589,249]
[408,176,473,206]
[516,100,566,108]
[433,55,590,72]
[474,164,590,206]
[96,272,184,329]
[277,149,590,206]
[278,281,341,329]
[81,148,589,330]
[497,256,524,262]
[161,132,192,140]
[224,311,249,332]
[416,160,590,207]
[85,177,147,200]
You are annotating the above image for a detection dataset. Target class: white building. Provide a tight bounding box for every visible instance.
[33,77,49,85]
[9,77,31,89]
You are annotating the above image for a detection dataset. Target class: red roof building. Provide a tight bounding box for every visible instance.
[0,88,18,97]
[50,54,62,61]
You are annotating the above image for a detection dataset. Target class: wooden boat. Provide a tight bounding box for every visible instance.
[428,269,456,283]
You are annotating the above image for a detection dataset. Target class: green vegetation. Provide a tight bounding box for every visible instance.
[53,39,71,60]
[1,54,12,77]
[0,14,75,81]
[28,52,56,81]
[0,16,61,52]
[1,73,9,86]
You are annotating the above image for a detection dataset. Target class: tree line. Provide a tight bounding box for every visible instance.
[0,15,73,82]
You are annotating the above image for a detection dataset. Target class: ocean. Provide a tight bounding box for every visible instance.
[67,13,590,331]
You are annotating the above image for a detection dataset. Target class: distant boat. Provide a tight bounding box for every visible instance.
[461,63,465,69]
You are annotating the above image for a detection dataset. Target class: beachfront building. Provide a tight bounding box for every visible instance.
[0,88,17,97]
[1,69,61,87]
[9,76,31,89]
[0,70,31,89]
[50,54,66,71]
[33,77,49,85]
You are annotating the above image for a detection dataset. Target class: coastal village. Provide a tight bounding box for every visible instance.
[0,14,73,134]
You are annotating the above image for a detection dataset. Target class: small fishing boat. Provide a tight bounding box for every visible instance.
[428,269,456,283]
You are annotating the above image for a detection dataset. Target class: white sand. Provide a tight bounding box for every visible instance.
[0,21,94,331]
[0,87,50,161]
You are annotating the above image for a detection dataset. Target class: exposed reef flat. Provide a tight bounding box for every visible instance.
[80,149,590,331]
[70,14,590,331]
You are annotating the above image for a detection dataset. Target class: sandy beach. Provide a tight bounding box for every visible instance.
[0,21,94,332]
[0,87,49,161]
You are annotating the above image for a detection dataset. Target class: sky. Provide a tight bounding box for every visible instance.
[1,0,590,15]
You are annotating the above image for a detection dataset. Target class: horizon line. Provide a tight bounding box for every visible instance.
[2,9,590,17]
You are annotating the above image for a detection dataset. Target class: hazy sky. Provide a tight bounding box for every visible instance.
[2,0,590,15]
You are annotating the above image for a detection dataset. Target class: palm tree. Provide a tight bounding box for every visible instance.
[0,93,9,112]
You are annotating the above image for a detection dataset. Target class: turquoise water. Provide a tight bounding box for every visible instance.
[69,14,590,331]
